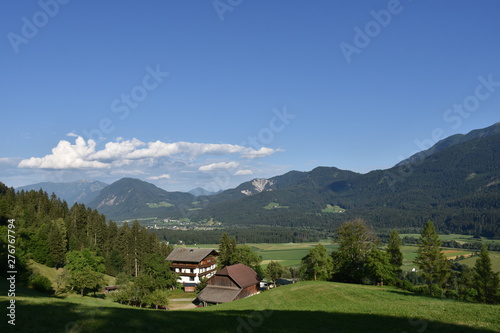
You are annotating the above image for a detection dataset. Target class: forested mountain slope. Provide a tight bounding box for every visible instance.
[194,132,500,237]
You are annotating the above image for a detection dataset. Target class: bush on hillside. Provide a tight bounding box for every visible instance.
[29,273,53,293]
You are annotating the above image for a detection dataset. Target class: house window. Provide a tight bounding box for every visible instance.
[190,269,194,273]
[189,276,195,281]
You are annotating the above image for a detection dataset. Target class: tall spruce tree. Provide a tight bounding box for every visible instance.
[414,220,450,296]
[387,229,403,274]
[474,244,499,303]
[217,233,237,269]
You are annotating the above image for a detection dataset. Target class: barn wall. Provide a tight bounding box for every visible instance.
[235,284,258,300]
[207,275,237,288]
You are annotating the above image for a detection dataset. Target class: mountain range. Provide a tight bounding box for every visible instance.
[16,123,500,236]
[17,179,108,204]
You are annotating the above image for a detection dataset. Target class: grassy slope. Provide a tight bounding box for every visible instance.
[28,260,116,289]
[3,280,499,333]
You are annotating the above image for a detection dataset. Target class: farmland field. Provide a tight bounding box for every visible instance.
[184,242,337,267]
[187,239,500,272]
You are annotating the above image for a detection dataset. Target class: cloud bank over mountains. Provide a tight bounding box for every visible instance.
[12,135,284,191]
[18,136,282,170]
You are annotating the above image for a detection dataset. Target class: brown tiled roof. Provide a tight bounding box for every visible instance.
[165,248,218,263]
[197,286,241,304]
[217,263,261,288]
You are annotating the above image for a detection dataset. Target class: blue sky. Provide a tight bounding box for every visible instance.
[1,0,499,192]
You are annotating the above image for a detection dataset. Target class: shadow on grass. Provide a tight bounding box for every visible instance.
[2,298,498,333]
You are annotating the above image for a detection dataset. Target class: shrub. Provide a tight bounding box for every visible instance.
[30,274,53,293]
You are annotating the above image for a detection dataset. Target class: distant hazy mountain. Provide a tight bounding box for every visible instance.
[188,187,220,196]
[87,178,195,221]
[17,179,108,204]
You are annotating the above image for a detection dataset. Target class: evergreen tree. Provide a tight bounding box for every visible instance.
[474,243,499,303]
[217,233,237,269]
[414,220,450,296]
[387,229,403,273]
[48,218,67,268]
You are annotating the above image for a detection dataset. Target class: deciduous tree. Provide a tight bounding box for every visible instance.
[332,219,377,283]
[265,261,286,287]
[300,244,333,281]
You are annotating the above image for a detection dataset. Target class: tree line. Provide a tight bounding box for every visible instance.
[0,182,176,305]
[297,219,499,304]
[152,226,324,245]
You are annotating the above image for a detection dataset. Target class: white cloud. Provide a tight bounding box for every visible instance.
[148,174,171,180]
[241,147,284,159]
[66,132,78,137]
[199,161,239,172]
[0,157,23,166]
[110,169,145,175]
[91,138,145,161]
[17,136,282,170]
[235,169,253,175]
[18,137,108,169]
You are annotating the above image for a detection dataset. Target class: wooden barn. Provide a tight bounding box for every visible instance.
[196,263,261,306]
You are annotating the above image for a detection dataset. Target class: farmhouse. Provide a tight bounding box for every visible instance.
[165,248,218,285]
[197,263,261,306]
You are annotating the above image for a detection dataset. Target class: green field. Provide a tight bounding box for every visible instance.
[147,201,174,208]
[459,253,500,272]
[321,204,346,213]
[400,234,500,245]
[185,242,337,267]
[263,202,289,210]
[183,241,500,272]
[3,280,499,332]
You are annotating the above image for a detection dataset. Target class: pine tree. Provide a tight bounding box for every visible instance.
[387,229,403,273]
[414,220,450,296]
[217,233,237,269]
[474,244,499,303]
[48,218,68,268]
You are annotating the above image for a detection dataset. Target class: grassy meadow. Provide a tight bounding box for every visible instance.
[2,279,499,333]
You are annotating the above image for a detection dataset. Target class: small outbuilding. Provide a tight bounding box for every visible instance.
[197,263,261,306]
